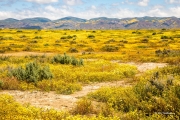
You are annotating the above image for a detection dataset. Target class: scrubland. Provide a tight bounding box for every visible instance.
[0,29,180,119]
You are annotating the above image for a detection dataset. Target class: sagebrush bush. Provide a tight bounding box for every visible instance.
[101,45,119,52]
[9,62,53,83]
[52,53,84,66]
[87,34,95,39]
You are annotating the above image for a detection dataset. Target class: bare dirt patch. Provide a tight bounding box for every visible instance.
[111,60,167,73]
[0,81,128,111]
[119,62,167,72]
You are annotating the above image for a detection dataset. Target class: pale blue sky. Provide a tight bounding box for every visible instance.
[0,0,180,20]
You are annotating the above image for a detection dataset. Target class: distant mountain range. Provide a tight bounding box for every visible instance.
[1,16,180,29]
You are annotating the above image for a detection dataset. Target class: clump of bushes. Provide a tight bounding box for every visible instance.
[89,69,180,118]
[104,39,116,44]
[52,53,84,66]
[155,49,180,57]
[68,47,78,53]
[132,31,141,34]
[152,32,156,35]
[87,34,95,39]
[140,38,149,43]
[9,62,53,83]
[85,47,94,52]
[120,40,128,43]
[69,40,77,45]
[60,35,74,39]
[17,30,22,32]
[161,36,174,40]
[101,45,119,52]
[34,36,42,39]
[155,49,170,57]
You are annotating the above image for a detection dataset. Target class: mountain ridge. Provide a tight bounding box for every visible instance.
[0,16,180,29]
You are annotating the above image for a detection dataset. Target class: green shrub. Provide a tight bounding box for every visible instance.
[85,47,94,52]
[9,62,53,83]
[52,53,83,66]
[17,30,22,32]
[101,45,119,52]
[141,38,149,43]
[34,36,42,39]
[30,40,38,43]
[87,34,95,39]
[69,40,76,44]
[68,47,78,53]
[60,35,73,39]
[152,32,156,35]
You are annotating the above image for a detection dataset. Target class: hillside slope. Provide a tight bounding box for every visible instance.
[0,16,180,29]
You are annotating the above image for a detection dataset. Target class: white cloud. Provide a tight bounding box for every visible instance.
[1,2,180,20]
[169,7,180,17]
[45,5,57,12]
[169,0,180,4]
[0,11,14,19]
[113,9,136,18]
[91,5,96,10]
[26,0,58,4]
[138,0,149,6]
[147,8,167,17]
[63,0,82,6]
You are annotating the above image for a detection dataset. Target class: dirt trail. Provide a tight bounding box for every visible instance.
[0,55,168,111]
[118,62,167,73]
[0,81,128,111]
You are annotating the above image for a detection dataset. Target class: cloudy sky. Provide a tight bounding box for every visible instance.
[0,0,180,20]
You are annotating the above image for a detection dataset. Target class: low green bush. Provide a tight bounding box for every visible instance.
[52,53,84,66]
[9,62,53,83]
[101,45,119,52]
[87,34,95,39]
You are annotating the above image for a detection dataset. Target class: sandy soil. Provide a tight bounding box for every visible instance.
[118,62,167,72]
[0,81,129,111]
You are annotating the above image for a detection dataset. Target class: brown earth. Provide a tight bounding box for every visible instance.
[0,81,129,111]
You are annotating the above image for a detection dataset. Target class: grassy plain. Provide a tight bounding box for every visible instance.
[0,29,180,119]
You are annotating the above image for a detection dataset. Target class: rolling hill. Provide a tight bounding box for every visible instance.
[0,16,180,29]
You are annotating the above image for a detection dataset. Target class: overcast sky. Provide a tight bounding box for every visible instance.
[0,0,180,20]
